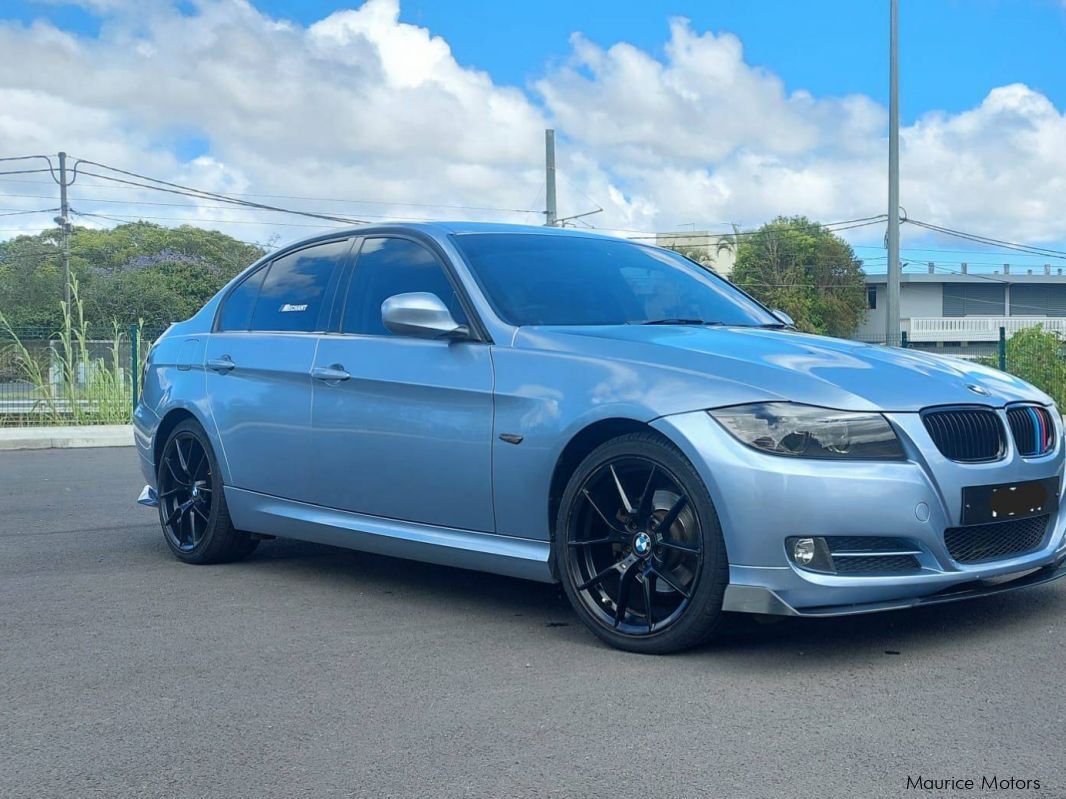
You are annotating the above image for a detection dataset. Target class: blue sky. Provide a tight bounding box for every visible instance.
[1,0,1064,271]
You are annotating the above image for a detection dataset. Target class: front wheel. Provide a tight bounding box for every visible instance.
[157,419,258,564]
[554,432,729,654]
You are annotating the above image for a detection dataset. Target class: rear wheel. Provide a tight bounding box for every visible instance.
[157,419,258,564]
[554,432,728,654]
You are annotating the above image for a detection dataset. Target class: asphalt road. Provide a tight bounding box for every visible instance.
[2,447,1065,799]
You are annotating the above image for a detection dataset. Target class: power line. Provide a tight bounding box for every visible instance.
[0,173,543,216]
[68,211,274,250]
[69,172,537,214]
[73,166,368,226]
[908,218,1066,260]
[624,215,888,242]
[15,188,537,219]
[854,243,1063,258]
[0,169,54,178]
[72,208,348,230]
[0,208,58,217]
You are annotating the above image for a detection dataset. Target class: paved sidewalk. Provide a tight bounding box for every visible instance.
[0,424,133,451]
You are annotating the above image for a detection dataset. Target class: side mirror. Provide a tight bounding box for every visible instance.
[772,309,796,327]
[381,292,470,340]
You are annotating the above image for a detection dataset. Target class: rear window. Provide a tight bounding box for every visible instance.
[217,268,265,332]
[248,239,350,332]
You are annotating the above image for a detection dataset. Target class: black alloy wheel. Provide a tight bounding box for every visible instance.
[159,431,213,552]
[156,419,258,564]
[556,432,728,653]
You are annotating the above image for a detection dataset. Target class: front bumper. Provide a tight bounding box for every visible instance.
[723,556,1066,617]
[654,409,1066,616]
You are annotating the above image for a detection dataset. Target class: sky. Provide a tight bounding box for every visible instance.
[1,0,1065,273]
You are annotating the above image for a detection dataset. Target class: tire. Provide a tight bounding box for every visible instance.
[553,431,729,654]
[156,419,259,565]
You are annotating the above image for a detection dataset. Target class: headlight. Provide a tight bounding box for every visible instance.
[709,402,905,460]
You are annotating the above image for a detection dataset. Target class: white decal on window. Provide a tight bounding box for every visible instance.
[280,304,308,312]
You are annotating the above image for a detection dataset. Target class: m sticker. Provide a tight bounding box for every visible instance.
[280,304,308,313]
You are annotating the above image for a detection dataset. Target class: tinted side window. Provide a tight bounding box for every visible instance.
[218,268,266,331]
[342,237,468,336]
[249,239,350,332]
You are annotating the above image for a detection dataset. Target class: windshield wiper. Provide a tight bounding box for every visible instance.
[630,318,713,326]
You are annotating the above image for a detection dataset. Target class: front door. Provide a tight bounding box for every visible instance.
[205,238,351,502]
[310,236,495,532]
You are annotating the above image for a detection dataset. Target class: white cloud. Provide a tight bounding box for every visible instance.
[0,0,1063,252]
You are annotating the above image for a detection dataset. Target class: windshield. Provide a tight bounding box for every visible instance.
[453,233,778,327]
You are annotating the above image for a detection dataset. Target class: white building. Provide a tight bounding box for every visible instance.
[655,231,736,277]
[859,267,1066,344]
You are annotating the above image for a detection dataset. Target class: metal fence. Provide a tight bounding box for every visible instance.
[0,325,166,427]
[850,333,1000,364]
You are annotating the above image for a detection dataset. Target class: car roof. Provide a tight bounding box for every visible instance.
[418,221,615,238]
[303,220,628,242]
[258,221,653,269]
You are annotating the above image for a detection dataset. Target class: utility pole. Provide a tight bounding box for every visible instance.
[545,129,557,227]
[55,151,72,309]
[885,0,901,346]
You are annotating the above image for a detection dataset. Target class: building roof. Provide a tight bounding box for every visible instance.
[864,271,1066,285]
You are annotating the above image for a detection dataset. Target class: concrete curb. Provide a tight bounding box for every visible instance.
[0,425,134,451]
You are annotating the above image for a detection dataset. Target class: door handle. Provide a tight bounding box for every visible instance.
[312,364,351,382]
[207,356,236,373]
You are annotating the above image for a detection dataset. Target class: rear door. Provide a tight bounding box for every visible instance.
[206,238,351,502]
[310,235,495,532]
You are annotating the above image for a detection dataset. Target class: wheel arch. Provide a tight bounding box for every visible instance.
[547,418,676,547]
[153,408,198,469]
[152,405,228,483]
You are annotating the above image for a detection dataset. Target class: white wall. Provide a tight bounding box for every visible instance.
[856,285,885,339]
[900,283,944,317]
[855,283,944,340]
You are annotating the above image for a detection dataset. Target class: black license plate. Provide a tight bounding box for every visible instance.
[961,477,1060,526]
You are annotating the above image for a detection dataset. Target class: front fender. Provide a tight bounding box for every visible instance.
[490,345,685,540]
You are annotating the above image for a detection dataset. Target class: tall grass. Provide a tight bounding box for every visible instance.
[0,276,140,426]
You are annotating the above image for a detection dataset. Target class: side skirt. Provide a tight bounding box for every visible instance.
[225,487,554,583]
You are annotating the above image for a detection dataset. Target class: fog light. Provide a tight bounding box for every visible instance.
[793,537,816,565]
[785,536,835,572]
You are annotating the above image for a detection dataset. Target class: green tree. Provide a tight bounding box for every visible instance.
[730,216,867,337]
[0,222,267,331]
[1001,326,1066,407]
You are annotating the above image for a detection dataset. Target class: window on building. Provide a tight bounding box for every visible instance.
[942,283,1005,316]
[249,239,350,332]
[1009,284,1066,317]
[867,286,877,310]
[342,237,468,336]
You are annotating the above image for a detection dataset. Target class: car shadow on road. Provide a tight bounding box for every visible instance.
[243,536,1066,665]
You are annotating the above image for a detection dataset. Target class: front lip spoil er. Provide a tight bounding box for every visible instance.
[721,555,1066,618]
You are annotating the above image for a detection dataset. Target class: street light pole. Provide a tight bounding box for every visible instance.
[885,0,901,346]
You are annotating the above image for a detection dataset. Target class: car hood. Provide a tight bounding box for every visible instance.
[514,325,1053,413]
